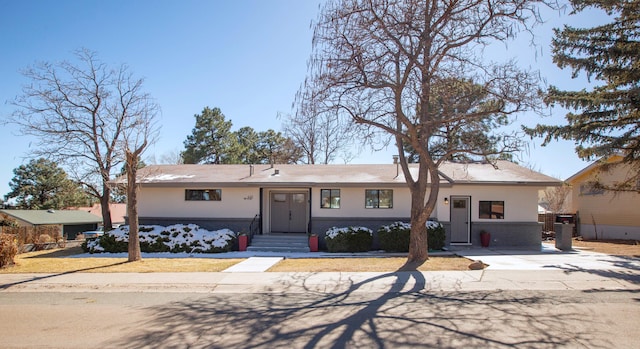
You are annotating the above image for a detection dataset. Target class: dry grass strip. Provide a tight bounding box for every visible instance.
[268,256,473,272]
[0,247,243,273]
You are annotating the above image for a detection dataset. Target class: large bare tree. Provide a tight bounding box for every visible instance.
[282,97,356,164]
[301,0,549,267]
[119,88,159,262]
[8,48,156,233]
[540,185,572,214]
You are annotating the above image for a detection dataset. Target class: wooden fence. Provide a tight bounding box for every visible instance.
[538,213,578,237]
[0,225,65,252]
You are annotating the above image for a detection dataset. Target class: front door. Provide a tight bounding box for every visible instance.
[270,192,308,233]
[450,196,471,244]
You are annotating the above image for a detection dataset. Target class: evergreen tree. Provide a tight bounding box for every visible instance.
[526,0,639,187]
[181,107,235,164]
[5,158,90,209]
[181,107,303,165]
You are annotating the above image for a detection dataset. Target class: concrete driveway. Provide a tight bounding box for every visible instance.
[452,243,640,271]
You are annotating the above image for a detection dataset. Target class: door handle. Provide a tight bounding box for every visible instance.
[289,211,292,220]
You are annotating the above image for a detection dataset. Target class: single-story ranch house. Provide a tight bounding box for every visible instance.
[129,161,561,250]
[0,209,101,240]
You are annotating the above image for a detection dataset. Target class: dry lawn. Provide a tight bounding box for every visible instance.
[0,246,243,273]
[268,256,473,272]
[16,239,640,273]
[0,246,476,273]
[572,238,640,257]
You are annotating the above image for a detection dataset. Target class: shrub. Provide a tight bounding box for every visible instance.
[377,221,446,252]
[140,237,171,253]
[83,224,236,254]
[0,233,18,268]
[427,221,446,250]
[0,214,18,227]
[378,222,411,252]
[325,226,373,253]
[83,233,128,253]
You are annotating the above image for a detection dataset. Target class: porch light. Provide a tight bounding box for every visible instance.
[444,197,449,205]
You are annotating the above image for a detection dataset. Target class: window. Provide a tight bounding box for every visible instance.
[321,189,341,208]
[273,193,287,202]
[579,181,604,196]
[185,189,221,201]
[479,201,504,219]
[365,189,393,208]
[453,199,466,209]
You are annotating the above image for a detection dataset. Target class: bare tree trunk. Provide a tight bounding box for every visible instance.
[126,151,141,262]
[405,196,429,268]
[402,161,442,270]
[100,188,113,232]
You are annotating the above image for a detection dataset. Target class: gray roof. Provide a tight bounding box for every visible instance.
[128,161,561,187]
[0,209,102,225]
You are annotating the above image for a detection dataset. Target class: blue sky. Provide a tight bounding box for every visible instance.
[0,1,603,198]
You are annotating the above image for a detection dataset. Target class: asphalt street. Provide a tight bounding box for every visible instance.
[1,289,638,348]
[1,245,639,348]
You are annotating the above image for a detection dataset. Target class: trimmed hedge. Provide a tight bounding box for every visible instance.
[325,226,373,252]
[378,222,411,252]
[378,221,446,252]
[427,221,446,250]
[82,224,236,254]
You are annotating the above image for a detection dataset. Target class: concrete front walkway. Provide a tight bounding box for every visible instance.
[222,257,283,272]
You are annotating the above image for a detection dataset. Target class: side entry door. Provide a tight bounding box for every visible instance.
[450,196,471,244]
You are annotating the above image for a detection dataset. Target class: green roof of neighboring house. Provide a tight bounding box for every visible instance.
[0,209,102,226]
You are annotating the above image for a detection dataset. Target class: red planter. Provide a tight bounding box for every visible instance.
[239,235,248,251]
[480,232,491,248]
[309,235,318,252]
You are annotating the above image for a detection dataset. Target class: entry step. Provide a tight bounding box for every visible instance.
[248,235,310,253]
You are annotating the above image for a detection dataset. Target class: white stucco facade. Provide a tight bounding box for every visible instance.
[438,185,541,223]
[130,162,560,248]
[310,187,412,218]
[139,187,260,219]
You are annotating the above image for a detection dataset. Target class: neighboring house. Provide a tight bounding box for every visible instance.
[0,209,101,239]
[566,155,640,240]
[128,161,560,249]
[74,203,127,227]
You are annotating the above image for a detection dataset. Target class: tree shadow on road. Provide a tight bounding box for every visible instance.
[546,254,640,285]
[0,261,127,290]
[112,271,612,349]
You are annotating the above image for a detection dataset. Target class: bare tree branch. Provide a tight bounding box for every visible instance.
[299,0,554,266]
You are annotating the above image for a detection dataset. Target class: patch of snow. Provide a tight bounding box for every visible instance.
[325,226,373,239]
[378,221,443,232]
[86,224,235,253]
[144,174,195,181]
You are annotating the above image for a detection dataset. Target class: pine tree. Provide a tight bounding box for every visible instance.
[5,158,90,209]
[526,0,640,185]
[181,107,235,164]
